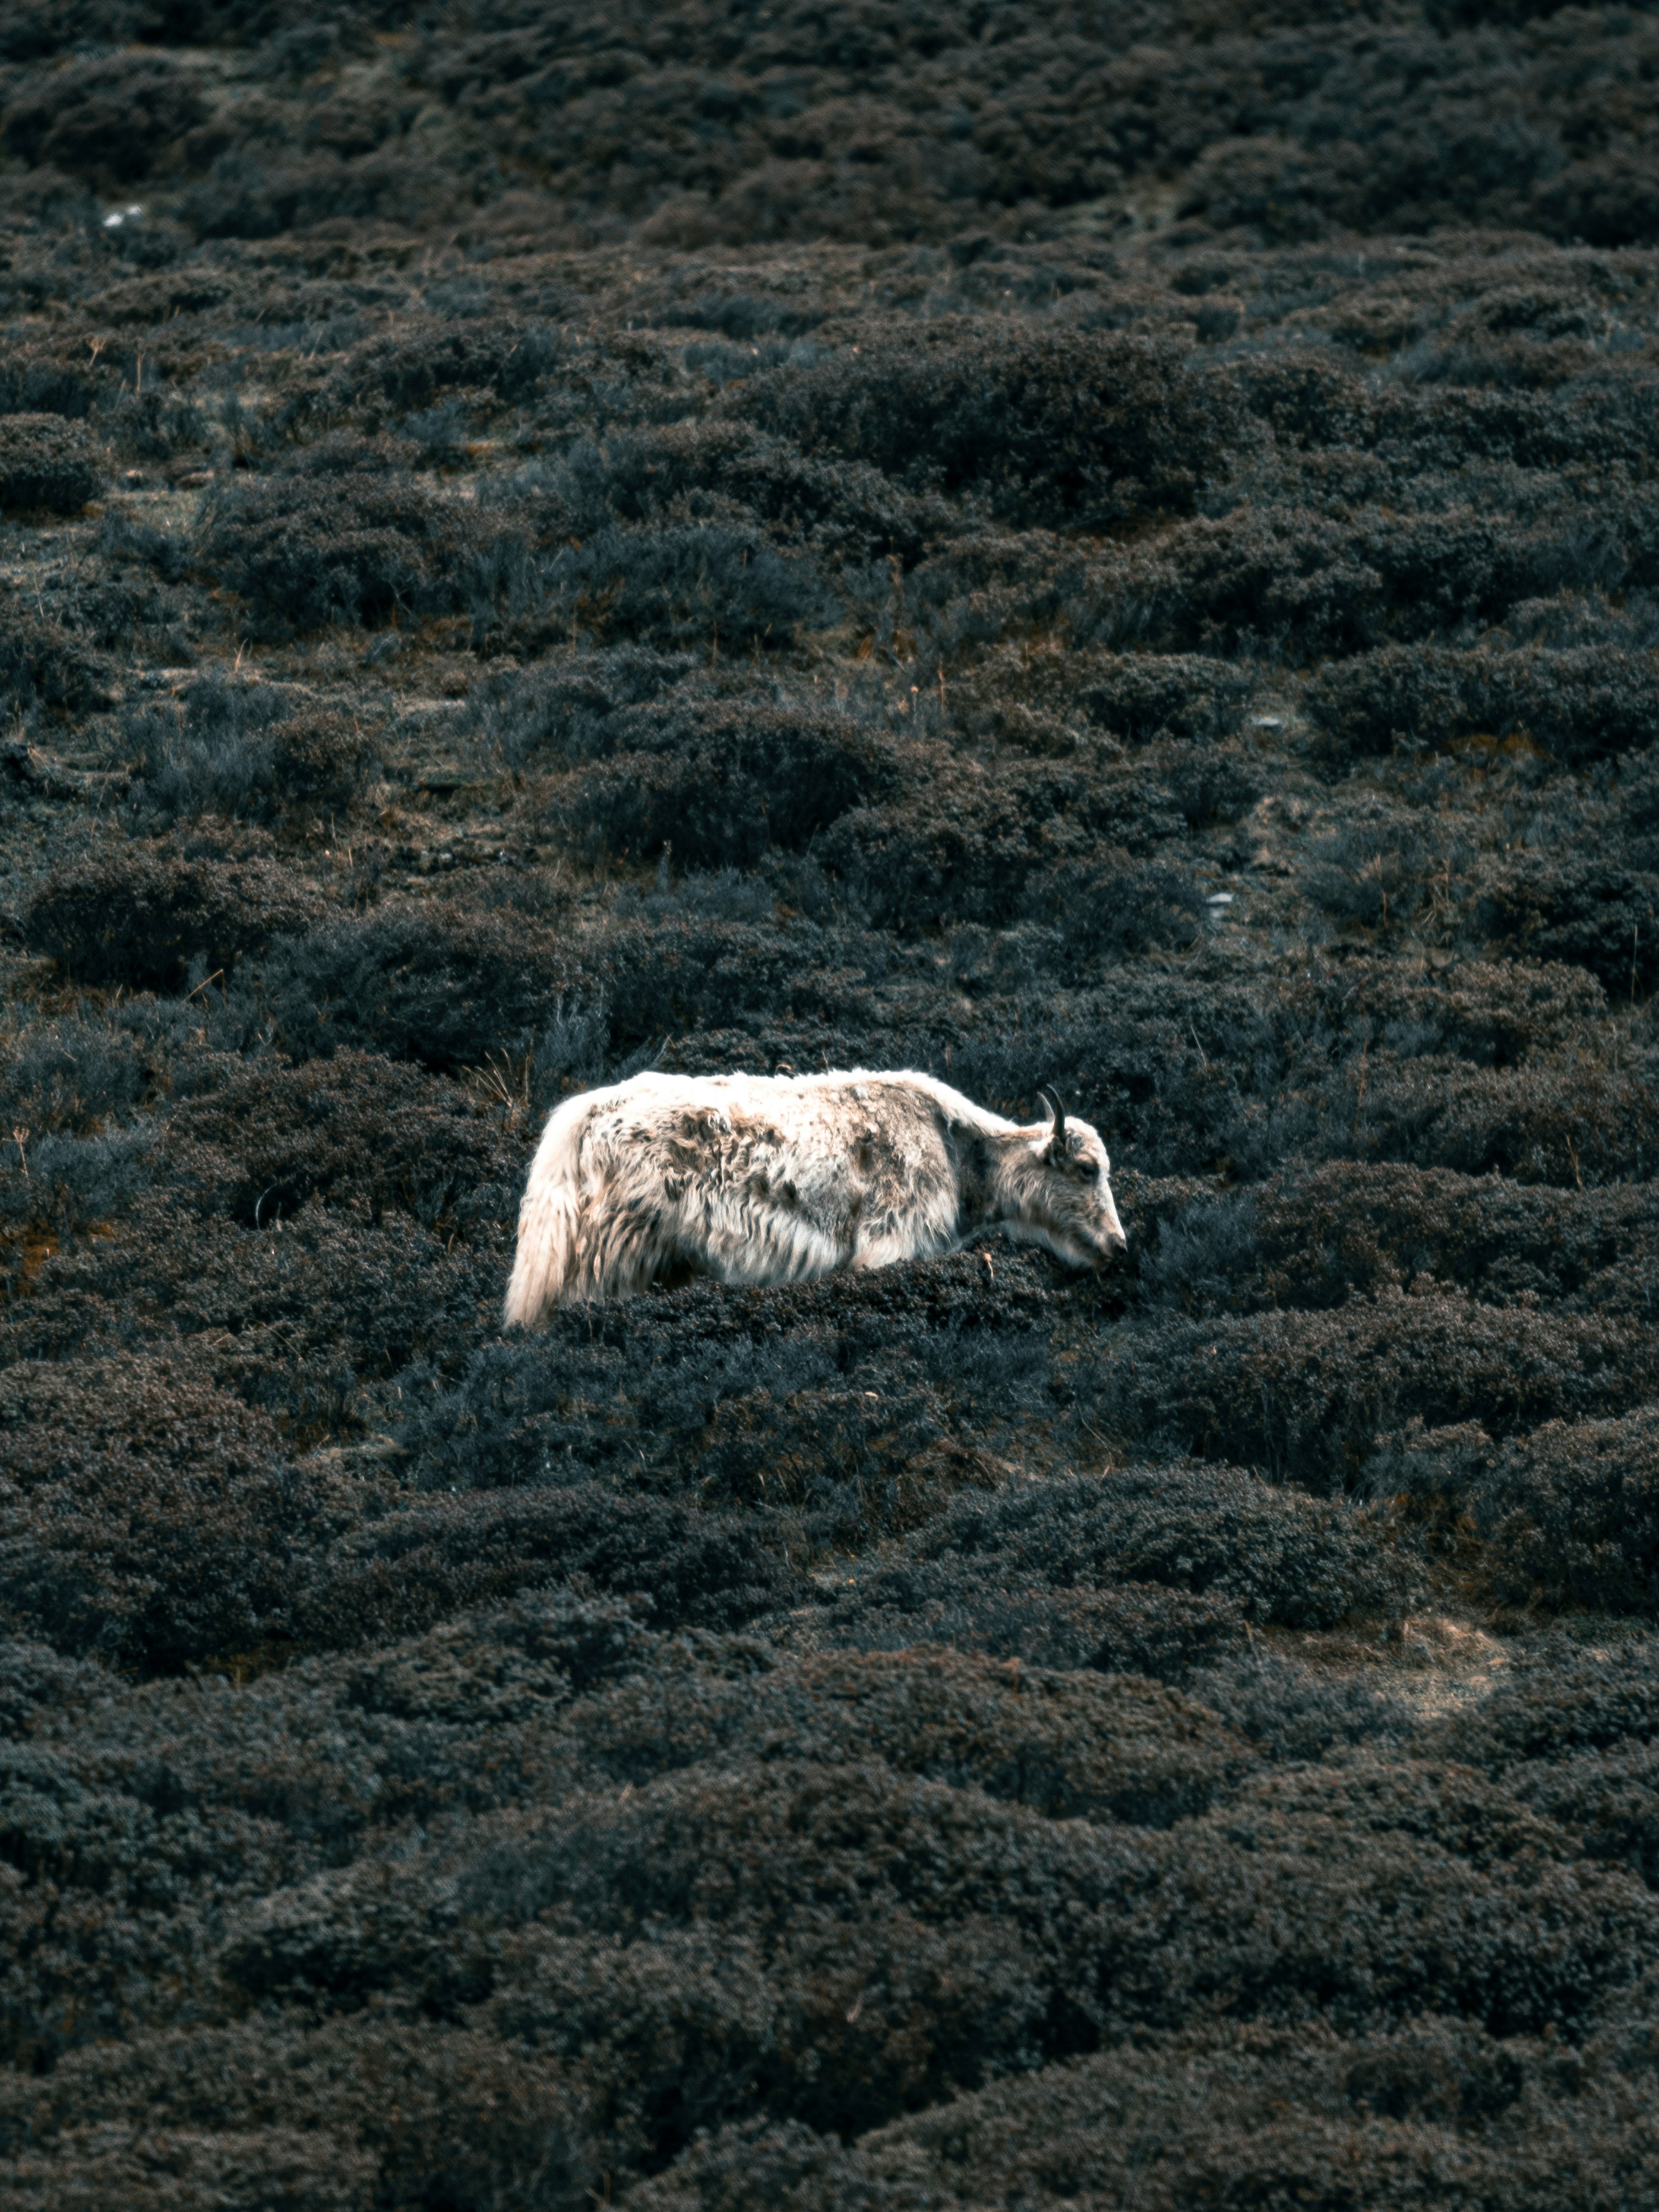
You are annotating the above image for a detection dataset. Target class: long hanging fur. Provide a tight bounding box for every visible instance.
[504,1067,1126,1324]
[502,1092,586,1327]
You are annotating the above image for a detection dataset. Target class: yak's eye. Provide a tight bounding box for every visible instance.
[1079,1158,1100,1181]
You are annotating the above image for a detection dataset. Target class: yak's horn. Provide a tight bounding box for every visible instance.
[1039,1087,1066,1137]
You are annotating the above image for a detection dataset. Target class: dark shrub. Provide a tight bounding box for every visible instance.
[0,54,204,185]
[1426,1635,1659,1886]
[464,1755,1657,2043]
[1341,1056,1659,1190]
[1067,652,1256,744]
[817,1572,1250,1681]
[1510,1739,1659,1891]
[1151,1163,1659,1318]
[741,324,1233,527]
[1186,1652,1412,1762]
[943,958,1644,1184]
[466,646,697,767]
[1307,644,1659,765]
[565,1646,1254,1825]
[0,604,108,715]
[1231,350,1370,447]
[1433,1637,1659,1767]
[1,1193,502,1439]
[0,345,97,419]
[631,2018,1659,2212]
[397,1246,1060,1515]
[198,471,477,637]
[21,845,321,991]
[818,751,1192,934]
[554,703,900,867]
[507,520,828,653]
[600,915,861,1051]
[0,2122,380,2212]
[0,2019,596,2212]
[1022,852,1206,962]
[0,415,99,513]
[296,1486,802,1645]
[1478,859,1659,997]
[0,1124,152,1280]
[253,902,579,1071]
[0,1356,328,1670]
[0,1638,108,1737]
[268,710,378,811]
[908,1462,1408,1629]
[324,317,558,413]
[1,1015,144,1135]
[1473,1410,1659,1613]
[125,680,378,824]
[819,775,1048,931]
[593,420,940,561]
[1117,504,1606,657]
[163,1053,514,1230]
[1105,1298,1656,1492]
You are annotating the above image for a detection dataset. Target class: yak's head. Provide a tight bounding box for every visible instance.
[1002,1088,1127,1269]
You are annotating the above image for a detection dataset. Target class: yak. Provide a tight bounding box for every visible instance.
[504,1067,1126,1322]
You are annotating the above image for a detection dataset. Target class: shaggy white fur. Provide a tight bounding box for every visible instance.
[504,1067,1126,1323]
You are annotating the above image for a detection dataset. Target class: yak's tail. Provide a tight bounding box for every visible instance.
[504,1094,588,1326]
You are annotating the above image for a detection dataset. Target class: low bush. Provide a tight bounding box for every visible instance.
[396,1247,1066,1529]
[1104,1297,1658,1490]
[251,901,579,1070]
[593,421,943,562]
[633,2017,1659,2212]
[0,2018,597,2207]
[1478,859,1659,996]
[1101,502,1659,658]
[1508,1738,1659,1889]
[198,470,478,637]
[553,701,902,868]
[295,1484,803,1646]
[0,1193,502,1439]
[453,1754,1657,2052]
[1139,1164,1659,1317]
[1066,652,1256,744]
[126,679,378,824]
[816,1572,1250,1680]
[0,346,98,419]
[941,960,1645,1183]
[323,316,558,415]
[1,1015,145,1134]
[496,519,829,654]
[465,646,697,767]
[162,1052,515,1230]
[0,1638,108,1737]
[599,915,865,1053]
[1307,644,1659,765]
[1473,1410,1659,1613]
[0,52,204,185]
[1432,1636,1659,1768]
[739,324,1234,528]
[818,753,1196,934]
[906,1462,1410,1628]
[1185,1651,1414,1763]
[21,844,321,991]
[0,1356,328,1671]
[565,1645,1254,1825]
[0,603,108,715]
[0,415,99,513]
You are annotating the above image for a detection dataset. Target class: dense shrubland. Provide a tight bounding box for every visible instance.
[6,2,1659,2204]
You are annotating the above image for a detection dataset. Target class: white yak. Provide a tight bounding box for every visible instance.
[504,1067,1127,1322]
